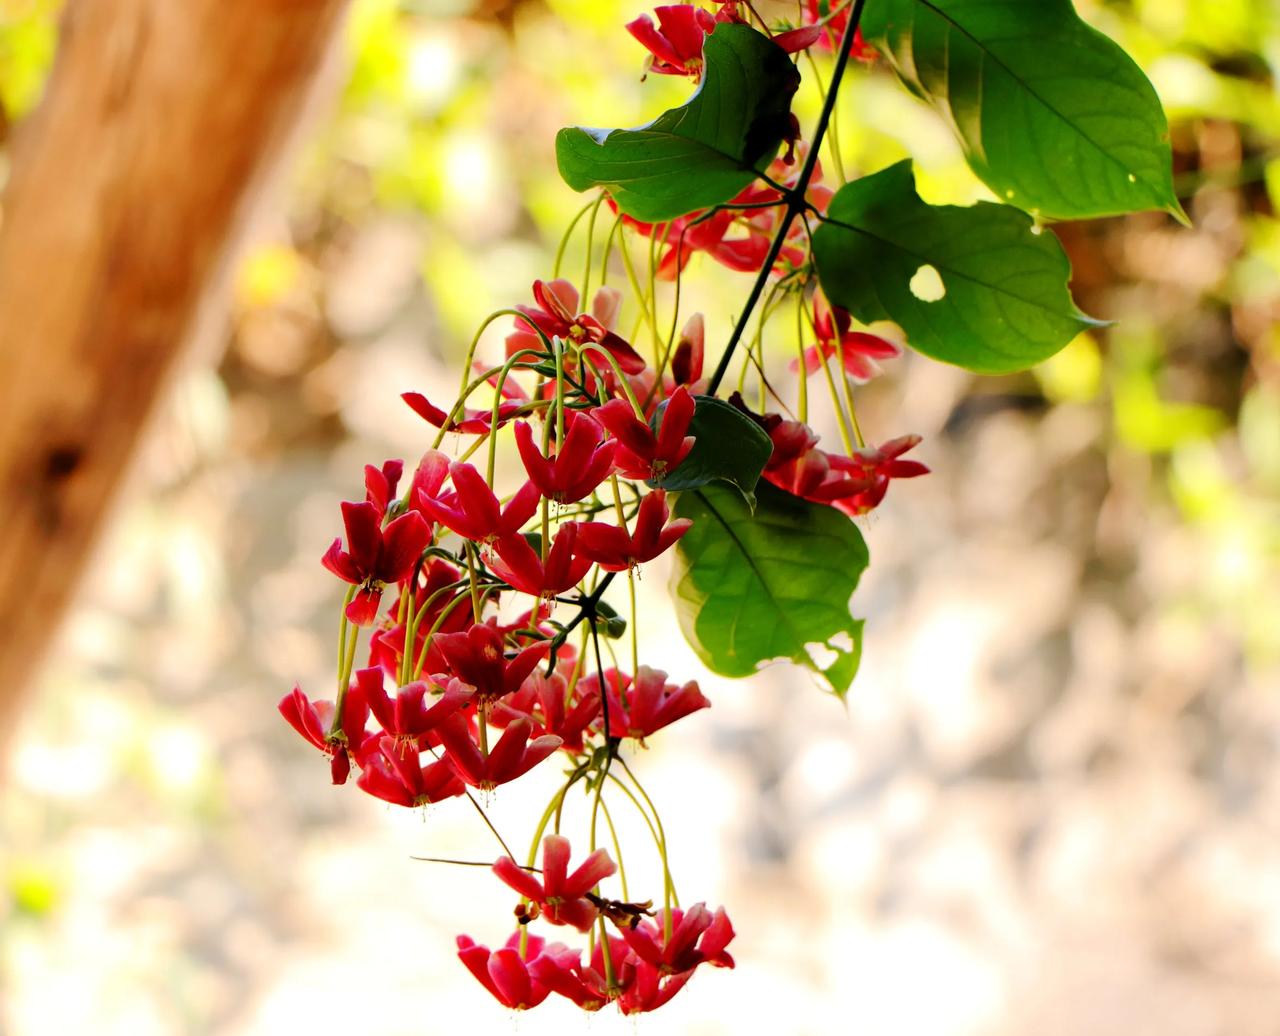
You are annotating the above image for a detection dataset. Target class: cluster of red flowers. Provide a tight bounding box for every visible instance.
[281,268,733,1010]
[460,835,734,1012]
[282,4,921,1016]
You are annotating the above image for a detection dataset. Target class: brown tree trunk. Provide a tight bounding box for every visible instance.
[0,0,349,742]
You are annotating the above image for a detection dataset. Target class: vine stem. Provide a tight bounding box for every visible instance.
[706,0,869,395]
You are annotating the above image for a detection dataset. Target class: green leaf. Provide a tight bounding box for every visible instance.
[555,24,800,222]
[670,482,869,699]
[861,0,1185,222]
[648,395,773,504]
[811,161,1101,374]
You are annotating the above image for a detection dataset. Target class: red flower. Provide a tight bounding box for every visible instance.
[619,153,822,281]
[804,1,878,61]
[366,558,471,680]
[360,667,473,745]
[321,500,431,625]
[621,204,769,282]
[506,279,646,375]
[415,456,541,545]
[432,621,550,704]
[488,524,594,599]
[826,435,929,516]
[528,947,612,1011]
[402,391,525,436]
[617,959,695,1015]
[573,489,692,571]
[356,736,465,807]
[513,412,617,505]
[762,415,820,471]
[622,903,736,975]
[626,5,717,77]
[456,932,575,1011]
[493,835,617,932]
[438,714,562,790]
[628,5,825,79]
[596,385,696,482]
[853,434,930,480]
[278,681,373,785]
[363,459,403,516]
[766,446,879,510]
[601,665,710,741]
[669,313,705,390]
[490,651,601,754]
[794,299,901,383]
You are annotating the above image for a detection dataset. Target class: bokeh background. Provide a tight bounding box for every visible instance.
[2,0,1279,1033]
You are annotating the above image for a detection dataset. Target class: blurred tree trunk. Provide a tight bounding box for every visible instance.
[0,0,349,746]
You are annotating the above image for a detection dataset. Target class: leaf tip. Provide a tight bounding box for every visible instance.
[1166,197,1193,229]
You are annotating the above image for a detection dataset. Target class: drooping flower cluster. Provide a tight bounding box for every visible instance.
[282,4,927,1016]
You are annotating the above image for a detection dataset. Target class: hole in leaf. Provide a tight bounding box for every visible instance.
[805,641,839,669]
[828,630,855,652]
[909,264,946,302]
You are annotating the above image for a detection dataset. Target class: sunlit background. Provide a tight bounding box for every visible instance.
[2,0,1279,1032]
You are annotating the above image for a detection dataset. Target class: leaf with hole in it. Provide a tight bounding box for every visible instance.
[555,23,800,223]
[861,0,1184,222]
[670,482,868,699]
[811,161,1101,375]
[647,395,773,505]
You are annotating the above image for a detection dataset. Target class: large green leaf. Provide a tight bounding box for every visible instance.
[811,161,1101,374]
[671,482,868,699]
[555,24,800,222]
[648,395,773,505]
[861,0,1184,222]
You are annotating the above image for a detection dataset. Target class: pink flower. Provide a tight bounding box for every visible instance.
[573,489,692,571]
[492,835,617,932]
